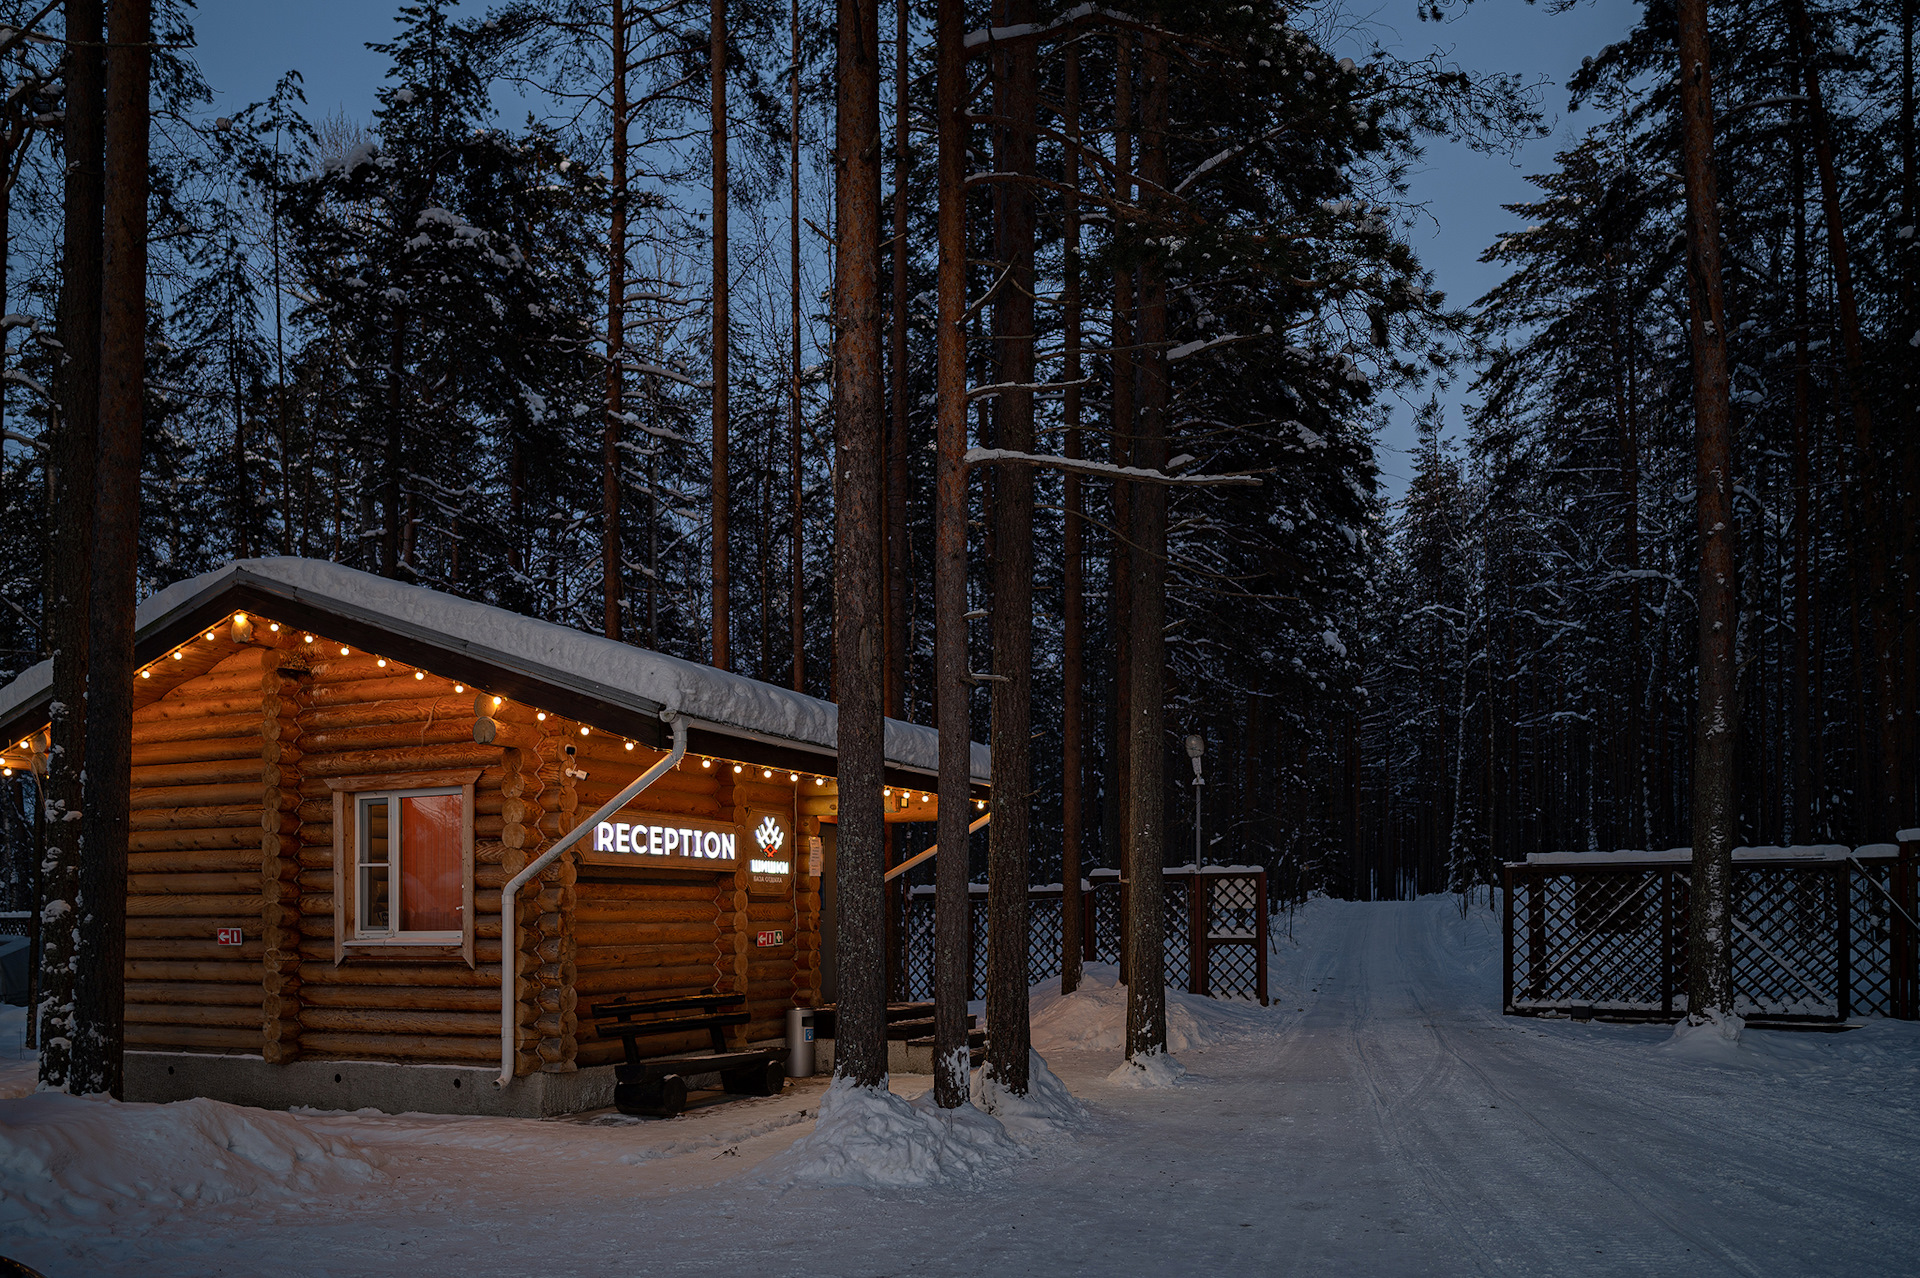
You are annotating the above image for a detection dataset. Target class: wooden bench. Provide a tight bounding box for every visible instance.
[590,991,785,1118]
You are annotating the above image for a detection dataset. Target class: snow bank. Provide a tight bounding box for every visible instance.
[0,1093,386,1230]
[1106,1050,1187,1089]
[1028,962,1276,1054]
[973,1049,1085,1135]
[755,1077,1022,1189]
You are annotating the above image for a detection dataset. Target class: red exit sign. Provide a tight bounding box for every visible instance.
[756,929,785,948]
[216,927,244,946]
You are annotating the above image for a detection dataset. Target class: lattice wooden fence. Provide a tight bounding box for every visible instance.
[901,866,1268,1005]
[1502,843,1920,1022]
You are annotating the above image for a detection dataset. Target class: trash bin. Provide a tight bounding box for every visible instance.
[786,1007,815,1078]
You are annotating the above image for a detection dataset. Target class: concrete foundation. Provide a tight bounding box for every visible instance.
[128,1040,804,1117]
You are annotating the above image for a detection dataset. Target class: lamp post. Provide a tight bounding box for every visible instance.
[1185,733,1204,868]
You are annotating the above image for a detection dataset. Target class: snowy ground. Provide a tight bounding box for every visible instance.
[4,897,1919,1276]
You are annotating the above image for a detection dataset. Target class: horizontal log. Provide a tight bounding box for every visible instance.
[129,804,269,833]
[127,937,265,961]
[295,1032,498,1061]
[571,880,721,904]
[297,696,529,733]
[125,1024,262,1050]
[133,693,297,724]
[129,826,264,853]
[303,675,462,707]
[126,1003,262,1028]
[127,917,259,941]
[132,712,269,747]
[129,850,260,876]
[300,963,501,989]
[300,720,483,755]
[573,901,720,926]
[296,764,507,799]
[299,1007,497,1036]
[131,737,263,768]
[572,923,719,950]
[127,893,262,918]
[473,718,540,750]
[302,985,498,1012]
[132,782,264,811]
[572,943,717,972]
[124,959,268,982]
[129,872,261,897]
[125,981,265,1007]
[131,759,270,789]
[570,963,722,995]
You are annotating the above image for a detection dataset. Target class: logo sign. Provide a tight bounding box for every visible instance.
[745,807,794,894]
[756,929,785,948]
[582,811,739,871]
[216,926,244,946]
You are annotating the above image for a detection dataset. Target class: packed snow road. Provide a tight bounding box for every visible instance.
[4,897,1917,1276]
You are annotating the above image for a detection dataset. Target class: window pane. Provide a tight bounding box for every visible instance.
[400,793,463,933]
[360,799,390,932]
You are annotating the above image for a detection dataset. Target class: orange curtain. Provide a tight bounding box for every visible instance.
[400,794,463,932]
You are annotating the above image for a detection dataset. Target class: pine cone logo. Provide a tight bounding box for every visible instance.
[754,815,785,852]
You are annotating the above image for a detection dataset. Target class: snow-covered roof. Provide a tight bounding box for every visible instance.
[0,558,989,786]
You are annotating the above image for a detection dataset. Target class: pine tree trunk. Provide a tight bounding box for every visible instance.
[886,0,910,718]
[1675,0,1739,1021]
[603,0,630,641]
[1059,42,1084,997]
[1109,37,1134,895]
[711,0,731,670]
[790,0,805,692]
[1123,31,1170,1061]
[931,0,972,1109]
[72,0,149,1098]
[1790,116,1814,844]
[37,0,105,1093]
[983,0,1036,1096]
[833,0,887,1092]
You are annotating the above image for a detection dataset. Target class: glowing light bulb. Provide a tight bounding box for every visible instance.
[883,788,891,796]
[624,741,635,751]
[303,634,314,644]
[701,759,712,769]
[579,727,590,737]
[536,712,547,721]
[789,772,799,782]
[377,658,387,668]
[732,763,742,774]
[413,671,425,681]
[762,769,772,779]
[340,647,350,656]
[171,651,182,660]
[139,670,150,679]
[492,696,502,708]
[269,623,280,632]
[454,684,464,693]
[814,777,824,786]
[205,631,216,641]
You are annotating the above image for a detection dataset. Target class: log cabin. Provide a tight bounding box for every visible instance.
[0,559,989,1116]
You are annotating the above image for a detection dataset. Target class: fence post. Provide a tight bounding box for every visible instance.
[1255,869,1269,1006]
[1527,866,1546,1000]
[1083,882,1097,963]
[1897,842,1918,1020]
[1835,861,1851,1020]
[1661,866,1674,1018]
[1501,863,1514,1014]
[1188,871,1207,996]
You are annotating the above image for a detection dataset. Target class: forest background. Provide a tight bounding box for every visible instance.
[0,0,1913,911]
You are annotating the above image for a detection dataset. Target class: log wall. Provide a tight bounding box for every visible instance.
[124,644,305,1054]
[118,619,824,1081]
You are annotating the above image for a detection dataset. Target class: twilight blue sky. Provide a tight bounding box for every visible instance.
[185,0,1640,502]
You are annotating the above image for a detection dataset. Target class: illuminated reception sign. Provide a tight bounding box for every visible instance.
[746,807,794,894]
[582,811,739,871]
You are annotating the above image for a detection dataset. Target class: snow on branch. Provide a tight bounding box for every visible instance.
[2,428,45,452]
[620,360,713,390]
[967,376,1093,402]
[965,447,1261,487]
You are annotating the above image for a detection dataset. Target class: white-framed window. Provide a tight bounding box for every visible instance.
[354,787,464,941]
[329,769,479,965]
